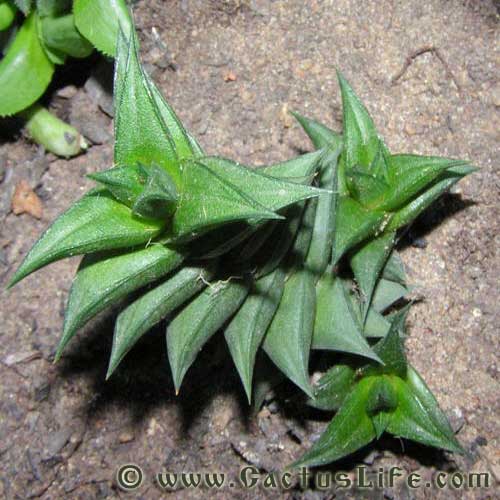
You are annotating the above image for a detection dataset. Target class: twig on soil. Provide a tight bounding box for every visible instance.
[391,45,462,94]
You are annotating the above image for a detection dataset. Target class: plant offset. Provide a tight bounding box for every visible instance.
[9,26,474,467]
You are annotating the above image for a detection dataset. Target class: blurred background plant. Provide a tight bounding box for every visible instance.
[0,0,130,156]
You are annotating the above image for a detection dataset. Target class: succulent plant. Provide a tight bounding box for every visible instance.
[9,24,474,468]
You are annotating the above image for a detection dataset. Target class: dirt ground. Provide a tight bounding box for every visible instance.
[0,0,498,498]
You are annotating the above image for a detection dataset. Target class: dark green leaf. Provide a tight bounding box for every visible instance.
[40,13,93,59]
[386,165,476,231]
[292,377,376,468]
[370,313,408,378]
[145,70,202,161]
[305,147,341,276]
[350,231,396,321]
[263,269,316,397]
[332,196,389,265]
[0,13,54,116]
[36,0,71,17]
[9,189,165,287]
[73,0,131,56]
[171,160,281,241]
[88,164,148,207]
[198,157,324,214]
[57,244,183,359]
[387,376,464,453]
[312,272,381,362]
[107,265,213,378]
[382,250,406,284]
[225,268,286,402]
[372,278,408,313]
[291,111,343,150]
[167,279,250,392]
[113,31,181,185]
[14,0,31,15]
[406,365,460,444]
[338,71,383,170]
[309,364,356,411]
[379,155,470,212]
[132,165,178,219]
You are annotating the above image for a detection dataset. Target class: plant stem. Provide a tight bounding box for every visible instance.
[20,103,88,157]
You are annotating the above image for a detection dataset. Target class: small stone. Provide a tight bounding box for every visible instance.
[11,180,43,219]
[118,432,134,443]
[56,85,78,99]
[224,71,237,82]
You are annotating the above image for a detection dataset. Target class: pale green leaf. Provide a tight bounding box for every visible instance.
[73,0,131,57]
[0,13,54,116]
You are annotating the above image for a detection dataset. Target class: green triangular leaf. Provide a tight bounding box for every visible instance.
[332,196,389,265]
[132,165,178,219]
[9,189,165,287]
[224,268,286,402]
[263,269,316,397]
[291,111,343,150]
[309,364,356,411]
[372,278,409,313]
[88,164,148,207]
[292,377,376,468]
[382,250,406,284]
[113,30,180,184]
[386,165,476,232]
[73,0,132,57]
[338,72,383,170]
[167,279,250,392]
[259,150,323,180]
[57,244,183,359]
[171,160,282,241]
[379,155,471,212]
[350,231,396,321]
[198,157,324,214]
[40,13,94,60]
[312,273,381,362]
[406,365,461,445]
[370,313,408,378]
[144,70,202,160]
[107,265,212,378]
[0,13,54,116]
[387,376,464,454]
[305,147,341,277]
